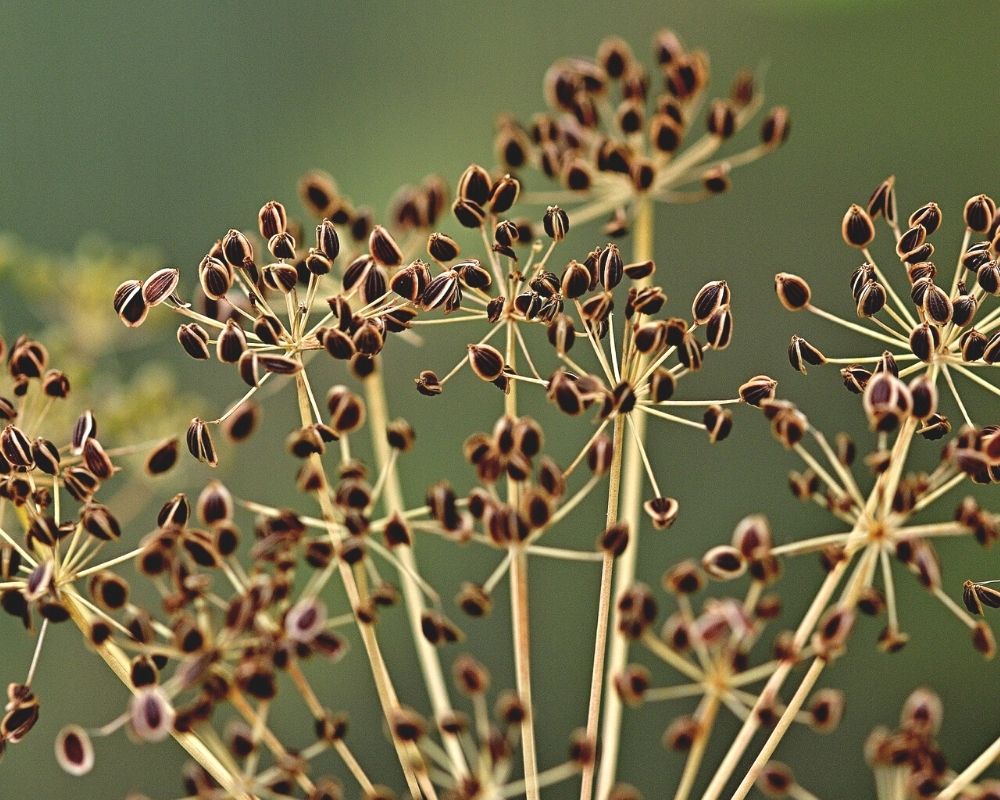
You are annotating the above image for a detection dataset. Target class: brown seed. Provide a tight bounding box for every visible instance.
[788,335,826,374]
[141,268,179,306]
[643,497,679,530]
[965,194,997,232]
[55,725,95,776]
[299,171,341,217]
[739,375,777,407]
[113,279,148,328]
[543,206,570,241]
[692,280,730,324]
[867,176,897,224]
[186,419,218,468]
[701,545,745,580]
[177,323,211,360]
[258,200,287,239]
[774,273,811,311]
[841,204,876,248]
[760,106,791,148]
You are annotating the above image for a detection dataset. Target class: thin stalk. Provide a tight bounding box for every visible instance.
[592,195,654,800]
[62,593,256,800]
[504,318,541,800]
[291,370,425,798]
[363,368,468,781]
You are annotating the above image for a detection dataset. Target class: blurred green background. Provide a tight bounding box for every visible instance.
[2,1,1000,798]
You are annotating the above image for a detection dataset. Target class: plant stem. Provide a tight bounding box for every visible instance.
[505,319,541,800]
[936,732,1000,799]
[591,196,654,800]
[292,370,426,798]
[580,412,626,800]
[363,366,468,781]
[62,593,256,800]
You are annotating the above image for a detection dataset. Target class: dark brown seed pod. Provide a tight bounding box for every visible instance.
[224,402,259,443]
[774,273,810,311]
[1,424,33,468]
[177,323,211,360]
[908,375,937,420]
[965,194,997,232]
[643,497,679,530]
[315,218,341,261]
[55,725,95,776]
[841,204,875,249]
[701,545,746,580]
[186,419,218,468]
[326,386,366,433]
[215,320,247,364]
[427,231,460,263]
[198,256,232,300]
[705,306,734,350]
[489,174,520,214]
[909,322,940,362]
[262,262,299,293]
[141,268,179,306]
[221,229,254,268]
[867,176,897,224]
[787,335,826,374]
[31,438,60,475]
[468,344,504,382]
[739,375,777,406]
[299,171,341,217]
[692,280,730,324]
[760,106,791,148]
[951,287,977,327]
[452,198,485,229]
[129,687,175,742]
[368,225,403,267]
[415,370,443,397]
[258,200,287,239]
[702,405,733,444]
[984,332,1000,364]
[921,282,952,325]
[113,280,148,328]
[144,438,178,476]
[855,280,887,317]
[543,205,570,241]
[978,261,1000,295]
[258,354,303,375]
[599,523,630,558]
[597,244,624,290]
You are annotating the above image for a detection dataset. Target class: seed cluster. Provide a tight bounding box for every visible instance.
[1,27,997,800]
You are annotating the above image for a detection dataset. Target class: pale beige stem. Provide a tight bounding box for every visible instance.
[592,195,654,800]
[62,593,256,800]
[364,369,468,781]
[292,370,425,798]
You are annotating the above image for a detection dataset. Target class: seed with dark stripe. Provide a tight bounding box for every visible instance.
[774,273,811,311]
[841,204,875,248]
[141,268,179,306]
[113,280,148,327]
[186,419,218,468]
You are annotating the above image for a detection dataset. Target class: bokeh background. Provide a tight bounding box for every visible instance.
[2,1,1000,797]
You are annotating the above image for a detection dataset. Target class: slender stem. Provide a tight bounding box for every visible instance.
[591,195,655,800]
[62,593,256,800]
[504,318,541,800]
[730,657,826,800]
[936,733,1000,799]
[675,694,721,800]
[363,369,468,782]
[292,369,425,798]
